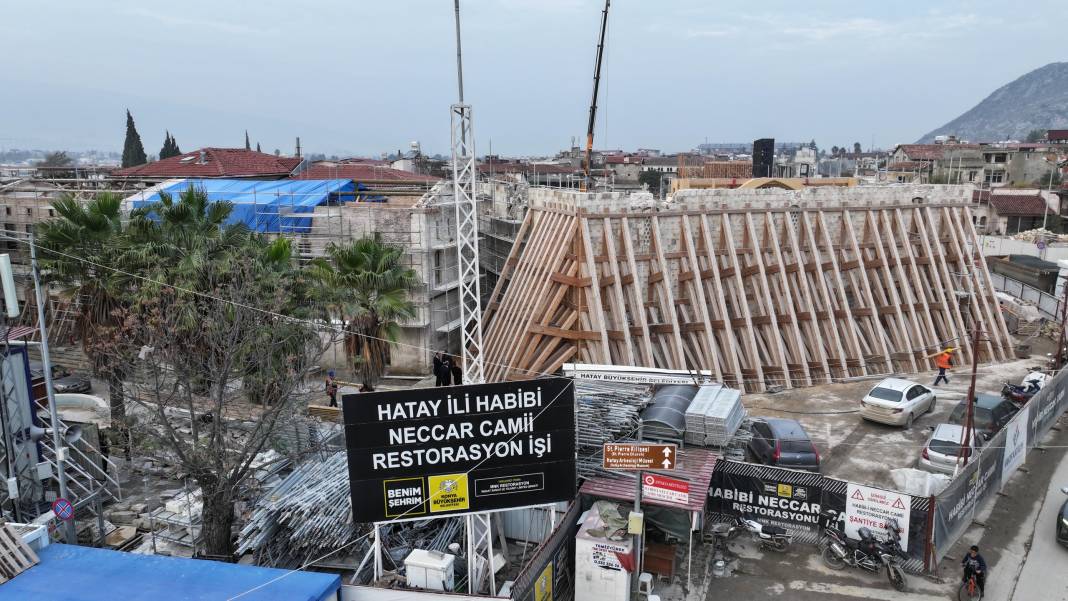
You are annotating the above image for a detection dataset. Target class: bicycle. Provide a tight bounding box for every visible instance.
[958,570,982,600]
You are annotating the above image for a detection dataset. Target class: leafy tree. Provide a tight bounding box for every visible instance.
[1026,129,1046,143]
[159,131,182,160]
[122,109,148,168]
[831,145,840,156]
[273,149,280,156]
[120,236,325,557]
[853,142,862,155]
[39,151,73,168]
[310,236,417,391]
[38,193,133,433]
[638,169,661,197]
[245,130,251,151]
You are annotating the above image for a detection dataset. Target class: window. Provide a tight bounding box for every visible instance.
[25,208,31,216]
[984,171,1004,184]
[3,207,8,216]
[24,225,31,233]
[979,216,987,227]
[968,171,977,182]
[48,209,54,217]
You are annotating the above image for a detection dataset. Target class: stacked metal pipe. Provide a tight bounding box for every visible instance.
[236,451,362,565]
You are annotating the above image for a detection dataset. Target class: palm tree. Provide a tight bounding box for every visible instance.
[37,193,132,424]
[311,236,418,391]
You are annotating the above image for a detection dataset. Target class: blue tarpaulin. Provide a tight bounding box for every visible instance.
[131,178,355,234]
[0,543,341,601]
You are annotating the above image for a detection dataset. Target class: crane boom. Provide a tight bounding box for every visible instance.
[582,0,610,192]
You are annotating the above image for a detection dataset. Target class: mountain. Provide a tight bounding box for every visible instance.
[917,62,1068,143]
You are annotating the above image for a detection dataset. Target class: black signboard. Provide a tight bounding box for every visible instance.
[708,461,826,536]
[343,377,576,523]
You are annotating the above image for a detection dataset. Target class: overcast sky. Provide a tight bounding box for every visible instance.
[0,0,1061,157]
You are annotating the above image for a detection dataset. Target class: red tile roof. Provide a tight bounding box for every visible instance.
[292,162,439,182]
[702,161,753,179]
[972,189,991,203]
[111,148,302,178]
[896,144,980,161]
[989,193,1050,216]
[1048,129,1068,141]
[579,446,718,513]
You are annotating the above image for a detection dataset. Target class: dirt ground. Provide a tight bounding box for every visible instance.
[742,355,1051,490]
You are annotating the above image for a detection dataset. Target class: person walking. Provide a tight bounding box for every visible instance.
[433,352,446,387]
[325,370,339,407]
[928,346,956,386]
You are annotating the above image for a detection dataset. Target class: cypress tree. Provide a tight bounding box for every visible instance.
[256,142,261,153]
[245,130,251,151]
[159,131,182,160]
[122,109,148,168]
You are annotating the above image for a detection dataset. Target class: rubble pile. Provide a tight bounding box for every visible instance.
[1009,228,1068,243]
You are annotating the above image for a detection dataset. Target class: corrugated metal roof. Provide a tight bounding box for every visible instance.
[580,446,718,513]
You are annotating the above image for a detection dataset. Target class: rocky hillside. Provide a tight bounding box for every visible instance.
[917,62,1068,143]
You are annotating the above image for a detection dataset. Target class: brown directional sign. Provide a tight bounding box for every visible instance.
[602,443,678,471]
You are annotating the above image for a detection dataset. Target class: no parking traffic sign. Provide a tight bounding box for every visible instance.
[52,497,73,521]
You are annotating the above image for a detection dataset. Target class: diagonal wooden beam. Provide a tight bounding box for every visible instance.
[764,212,812,386]
[840,210,894,374]
[815,210,866,376]
[680,215,722,381]
[868,210,919,373]
[962,206,1013,358]
[600,218,636,365]
[620,217,656,366]
[578,216,612,363]
[699,214,744,387]
[799,211,849,379]
[650,216,688,369]
[720,212,765,390]
[781,211,832,382]
[744,212,791,387]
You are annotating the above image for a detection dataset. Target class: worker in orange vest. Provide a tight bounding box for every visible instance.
[927,347,957,386]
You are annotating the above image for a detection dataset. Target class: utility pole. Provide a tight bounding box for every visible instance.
[958,327,982,469]
[1056,282,1068,368]
[632,420,644,596]
[29,234,76,543]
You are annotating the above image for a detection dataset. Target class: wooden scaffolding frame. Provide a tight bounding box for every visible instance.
[482,191,1015,391]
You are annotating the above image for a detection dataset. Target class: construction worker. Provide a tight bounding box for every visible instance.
[928,347,956,386]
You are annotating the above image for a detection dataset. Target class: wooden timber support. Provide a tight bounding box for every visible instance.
[481,189,1015,391]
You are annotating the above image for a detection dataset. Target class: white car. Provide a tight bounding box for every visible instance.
[860,377,936,427]
[919,423,979,475]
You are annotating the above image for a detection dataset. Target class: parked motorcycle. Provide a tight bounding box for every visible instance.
[728,514,792,552]
[821,518,907,591]
[1002,380,1041,404]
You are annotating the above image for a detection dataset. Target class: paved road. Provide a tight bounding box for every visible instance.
[1007,448,1068,601]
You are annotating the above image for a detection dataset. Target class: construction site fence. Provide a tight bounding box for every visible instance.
[707,459,932,574]
[508,501,580,601]
[931,364,1068,566]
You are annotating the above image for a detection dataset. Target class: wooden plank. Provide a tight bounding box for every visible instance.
[600,218,637,366]
[962,206,1014,359]
[680,216,723,381]
[815,211,866,374]
[698,214,745,387]
[529,324,603,340]
[620,217,656,366]
[579,216,613,363]
[892,208,940,360]
[799,211,849,378]
[650,216,688,369]
[765,212,813,386]
[940,206,997,360]
[841,210,894,374]
[482,210,532,324]
[720,213,765,390]
[781,211,832,382]
[745,212,792,388]
[917,206,972,365]
[871,210,920,372]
